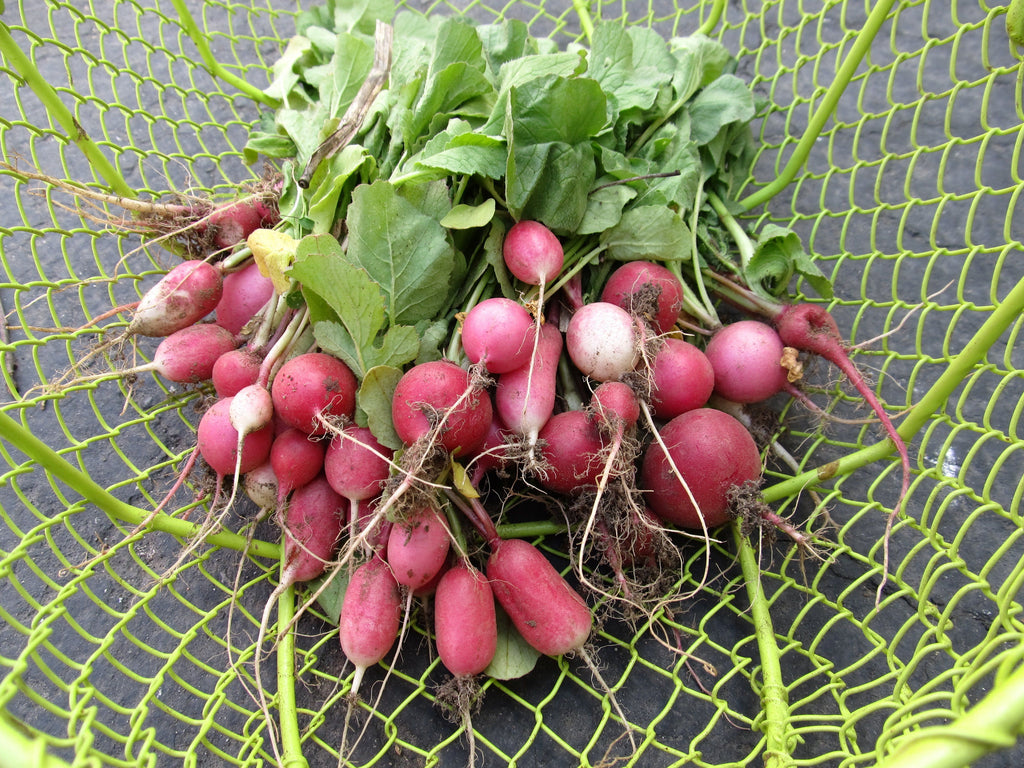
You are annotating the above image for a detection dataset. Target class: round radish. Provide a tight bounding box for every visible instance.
[212,348,263,397]
[271,352,357,435]
[270,427,326,498]
[565,302,639,382]
[536,410,606,494]
[600,260,684,334]
[386,506,451,591]
[215,261,276,335]
[141,323,238,384]
[495,322,562,446]
[649,338,715,419]
[704,320,788,404]
[324,426,391,503]
[244,461,279,509]
[461,297,535,374]
[391,360,492,457]
[197,396,274,477]
[641,408,761,529]
[502,220,564,286]
[281,473,346,583]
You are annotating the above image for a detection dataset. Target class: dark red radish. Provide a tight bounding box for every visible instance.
[271,352,357,436]
[705,320,788,404]
[461,297,536,374]
[434,562,497,678]
[641,408,762,530]
[649,338,715,419]
[600,260,685,335]
[339,553,403,695]
[566,302,640,382]
[536,410,606,494]
[212,347,263,397]
[270,427,326,499]
[391,360,492,458]
[215,261,276,335]
[495,322,562,449]
[386,506,451,591]
[130,260,224,337]
[196,396,274,477]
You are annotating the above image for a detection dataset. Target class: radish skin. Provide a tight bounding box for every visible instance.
[705,320,788,404]
[566,302,639,382]
[271,352,357,436]
[600,260,684,335]
[130,260,224,337]
[434,562,497,677]
[339,554,403,695]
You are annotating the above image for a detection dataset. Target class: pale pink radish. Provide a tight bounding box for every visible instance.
[215,261,276,335]
[649,338,715,419]
[461,297,535,374]
[600,260,684,334]
[566,302,640,382]
[244,461,279,509]
[271,351,357,436]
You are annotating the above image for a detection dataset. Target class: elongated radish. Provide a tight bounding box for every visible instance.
[339,553,403,696]
[704,320,788,404]
[271,351,357,436]
[495,322,562,460]
[130,260,224,337]
[461,297,535,374]
[600,260,684,335]
[433,561,497,678]
[566,302,640,382]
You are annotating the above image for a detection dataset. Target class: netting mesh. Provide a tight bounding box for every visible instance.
[2,1,1023,766]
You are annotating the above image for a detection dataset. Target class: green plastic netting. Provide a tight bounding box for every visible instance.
[2,1,1023,766]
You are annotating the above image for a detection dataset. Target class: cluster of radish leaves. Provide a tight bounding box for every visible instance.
[242,2,834,679]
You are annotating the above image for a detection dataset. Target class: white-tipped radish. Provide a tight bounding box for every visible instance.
[339,553,403,696]
[495,322,562,457]
[130,260,224,338]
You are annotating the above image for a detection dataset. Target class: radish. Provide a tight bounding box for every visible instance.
[324,426,391,503]
[648,338,715,419]
[212,348,263,397]
[641,408,762,530]
[215,261,276,335]
[339,553,403,696]
[503,220,564,289]
[468,414,511,487]
[494,322,563,466]
[536,409,606,494]
[460,297,535,374]
[130,260,224,338]
[271,351,358,436]
[704,320,789,404]
[196,396,274,478]
[391,360,492,458]
[600,260,685,335]
[386,506,451,591]
[565,302,640,382]
[244,461,279,509]
[270,427,326,501]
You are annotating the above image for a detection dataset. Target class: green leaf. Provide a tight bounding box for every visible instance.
[587,23,668,116]
[507,76,607,146]
[745,224,833,300]
[345,180,458,326]
[484,604,542,680]
[482,220,517,300]
[412,124,507,180]
[601,205,691,262]
[576,182,637,235]
[358,365,405,450]
[310,568,350,623]
[329,31,374,120]
[506,141,596,233]
[689,74,756,146]
[305,144,373,234]
[440,198,496,229]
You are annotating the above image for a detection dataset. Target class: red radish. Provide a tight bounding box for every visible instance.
[324,426,391,504]
[566,302,640,382]
[494,322,562,459]
[434,561,497,677]
[204,197,279,252]
[212,347,263,397]
[641,408,761,530]
[461,297,535,374]
[339,553,403,695]
[386,506,451,590]
[196,396,274,477]
[469,414,511,487]
[649,338,715,419]
[705,320,788,404]
[502,220,564,287]
[215,261,276,335]
[536,410,606,494]
[391,360,492,457]
[270,427,326,499]
[600,260,684,335]
[271,352,357,435]
[591,380,640,432]
[130,260,224,337]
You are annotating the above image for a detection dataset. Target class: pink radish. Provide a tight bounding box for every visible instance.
[339,553,403,695]
[391,360,492,458]
[215,261,276,335]
[204,197,279,252]
[461,297,536,374]
[196,396,274,477]
[600,260,684,334]
[502,220,564,287]
[494,322,562,462]
[324,426,391,504]
[130,260,224,337]
[386,506,451,591]
[649,338,715,419]
[433,561,497,677]
[469,414,511,487]
[271,351,357,436]
[704,320,788,404]
[212,348,263,398]
[536,410,606,494]
[270,427,326,500]
[566,302,640,382]
[641,408,762,530]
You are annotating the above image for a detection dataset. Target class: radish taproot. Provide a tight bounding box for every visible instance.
[212,347,263,397]
[196,396,274,478]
